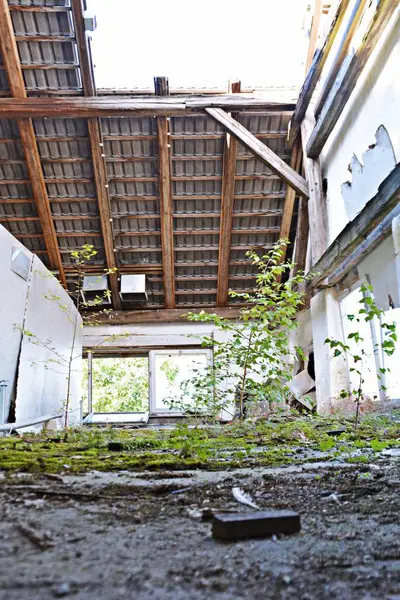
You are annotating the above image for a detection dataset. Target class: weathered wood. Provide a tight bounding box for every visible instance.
[0,96,295,118]
[279,141,303,244]
[154,76,169,96]
[292,195,310,277]
[0,0,65,285]
[89,307,242,325]
[305,0,323,72]
[310,163,400,288]
[155,77,175,309]
[206,107,309,199]
[314,0,368,118]
[288,0,351,147]
[71,0,121,309]
[301,113,327,264]
[307,0,398,158]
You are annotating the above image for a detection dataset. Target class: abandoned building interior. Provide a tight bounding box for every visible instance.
[0,0,399,598]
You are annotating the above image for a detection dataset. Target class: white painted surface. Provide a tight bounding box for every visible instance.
[16,256,82,428]
[320,7,400,244]
[357,236,399,310]
[0,226,33,420]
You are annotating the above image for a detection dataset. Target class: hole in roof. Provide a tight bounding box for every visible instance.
[87,0,311,92]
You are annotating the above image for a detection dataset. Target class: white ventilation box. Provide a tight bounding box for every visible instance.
[120,274,148,304]
[81,275,111,305]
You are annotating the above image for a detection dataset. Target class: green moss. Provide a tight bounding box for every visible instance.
[0,412,398,475]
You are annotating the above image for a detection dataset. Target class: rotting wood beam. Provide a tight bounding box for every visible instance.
[309,163,400,289]
[88,307,243,326]
[217,81,240,307]
[71,0,121,309]
[301,110,327,265]
[314,0,368,119]
[155,77,176,309]
[307,0,398,158]
[0,0,66,285]
[0,97,295,118]
[279,140,303,250]
[206,107,309,199]
[288,0,351,147]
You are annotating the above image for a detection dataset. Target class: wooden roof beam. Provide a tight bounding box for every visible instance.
[155,77,176,309]
[0,97,296,118]
[87,307,242,326]
[206,107,309,199]
[288,0,351,147]
[0,0,66,286]
[71,0,121,309]
[307,0,398,158]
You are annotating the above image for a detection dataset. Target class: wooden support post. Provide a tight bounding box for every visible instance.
[155,77,175,308]
[206,107,309,199]
[307,0,397,158]
[279,141,303,248]
[217,81,240,306]
[305,0,323,72]
[301,111,327,265]
[292,194,310,278]
[288,0,351,147]
[0,0,65,285]
[71,0,121,309]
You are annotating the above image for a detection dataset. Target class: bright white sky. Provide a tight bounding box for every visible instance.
[87,0,311,90]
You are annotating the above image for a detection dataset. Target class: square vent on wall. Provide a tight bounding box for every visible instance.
[81,275,112,305]
[120,274,148,304]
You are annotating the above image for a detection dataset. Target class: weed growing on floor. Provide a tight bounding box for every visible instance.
[325,282,397,430]
[165,240,312,420]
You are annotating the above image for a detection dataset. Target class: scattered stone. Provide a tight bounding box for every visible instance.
[326,428,346,436]
[212,510,301,540]
[53,582,71,597]
[108,441,124,451]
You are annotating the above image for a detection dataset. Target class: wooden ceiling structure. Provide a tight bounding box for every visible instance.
[0,0,396,323]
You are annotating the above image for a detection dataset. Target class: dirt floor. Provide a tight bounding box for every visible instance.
[0,413,399,599]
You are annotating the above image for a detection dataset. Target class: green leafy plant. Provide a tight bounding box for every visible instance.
[325,281,396,430]
[165,239,312,421]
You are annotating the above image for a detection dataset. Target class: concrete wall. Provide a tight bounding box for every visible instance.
[0,225,82,429]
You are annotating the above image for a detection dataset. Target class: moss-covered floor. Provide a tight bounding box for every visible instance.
[0,411,399,475]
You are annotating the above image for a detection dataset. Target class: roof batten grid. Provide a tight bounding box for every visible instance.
[0,0,66,284]
[70,0,121,309]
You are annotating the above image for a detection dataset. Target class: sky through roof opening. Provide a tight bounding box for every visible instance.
[87,0,312,91]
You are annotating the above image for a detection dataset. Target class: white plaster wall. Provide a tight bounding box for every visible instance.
[83,322,216,349]
[357,236,399,310]
[16,256,82,428]
[320,7,400,244]
[0,226,33,419]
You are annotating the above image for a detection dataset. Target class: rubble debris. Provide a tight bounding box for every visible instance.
[212,510,301,540]
[232,487,259,509]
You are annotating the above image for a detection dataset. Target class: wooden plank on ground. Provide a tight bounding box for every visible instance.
[306,0,398,158]
[206,107,309,199]
[0,0,65,285]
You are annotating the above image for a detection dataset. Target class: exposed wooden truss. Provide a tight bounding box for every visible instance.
[307,0,398,158]
[71,0,121,309]
[89,307,243,325]
[288,0,352,147]
[206,107,309,199]
[0,0,66,285]
[0,96,295,118]
[155,77,176,309]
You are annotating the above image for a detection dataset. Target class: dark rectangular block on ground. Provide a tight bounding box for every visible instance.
[212,510,301,540]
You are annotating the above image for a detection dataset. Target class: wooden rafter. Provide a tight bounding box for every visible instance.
[0,0,66,285]
[71,0,121,309]
[314,0,368,118]
[89,307,242,325]
[288,0,351,147]
[307,0,397,158]
[216,81,240,307]
[206,107,309,199]
[0,97,296,118]
[155,77,175,309]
